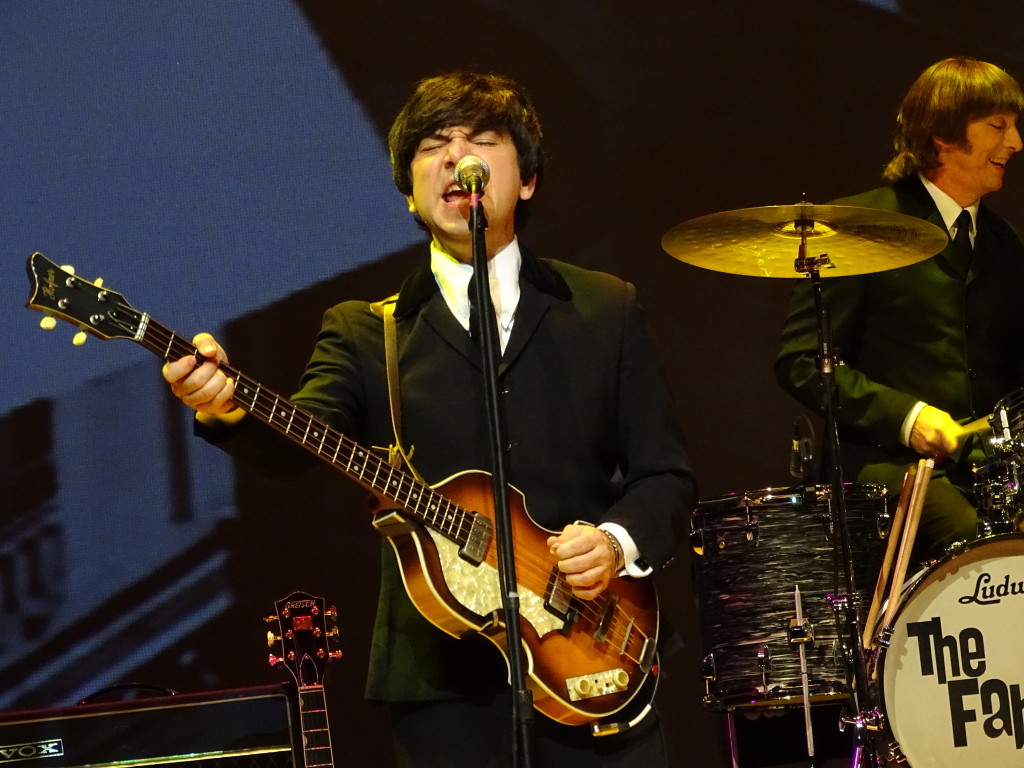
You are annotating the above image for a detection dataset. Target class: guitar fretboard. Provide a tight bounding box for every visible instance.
[135,314,488,551]
[298,687,333,768]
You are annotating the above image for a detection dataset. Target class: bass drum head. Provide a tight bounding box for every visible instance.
[880,534,1024,766]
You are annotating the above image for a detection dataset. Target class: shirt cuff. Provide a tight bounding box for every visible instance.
[598,522,652,578]
[900,401,927,447]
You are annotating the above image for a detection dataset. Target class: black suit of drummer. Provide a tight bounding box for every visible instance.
[776,57,1024,559]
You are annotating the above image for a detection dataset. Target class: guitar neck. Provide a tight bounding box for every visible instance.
[137,317,476,543]
[297,685,334,768]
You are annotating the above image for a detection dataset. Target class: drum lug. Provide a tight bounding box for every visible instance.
[756,645,771,694]
[689,523,705,555]
[744,519,759,545]
[700,653,717,705]
[787,617,814,645]
[875,624,893,649]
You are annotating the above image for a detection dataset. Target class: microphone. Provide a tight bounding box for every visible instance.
[454,156,490,193]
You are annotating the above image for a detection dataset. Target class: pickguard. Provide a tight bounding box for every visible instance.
[427,530,565,637]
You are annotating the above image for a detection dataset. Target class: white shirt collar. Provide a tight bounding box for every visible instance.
[918,171,978,238]
[430,239,522,344]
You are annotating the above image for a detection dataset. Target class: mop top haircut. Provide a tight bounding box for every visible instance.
[884,56,1024,181]
[388,71,545,230]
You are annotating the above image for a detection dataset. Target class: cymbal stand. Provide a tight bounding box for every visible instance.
[793,228,880,766]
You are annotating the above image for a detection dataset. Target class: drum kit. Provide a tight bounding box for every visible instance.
[663,204,1024,768]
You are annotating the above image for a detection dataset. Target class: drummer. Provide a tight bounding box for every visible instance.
[775,57,1024,559]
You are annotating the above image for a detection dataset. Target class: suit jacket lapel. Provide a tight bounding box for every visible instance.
[501,249,572,372]
[893,175,967,279]
[391,246,572,372]
[393,257,481,368]
[500,279,551,372]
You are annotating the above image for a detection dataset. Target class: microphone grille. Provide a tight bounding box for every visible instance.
[454,156,490,190]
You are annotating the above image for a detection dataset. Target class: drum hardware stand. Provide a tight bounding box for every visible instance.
[790,585,819,766]
[793,233,878,767]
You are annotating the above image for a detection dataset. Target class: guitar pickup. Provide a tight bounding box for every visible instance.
[565,668,630,702]
[458,513,492,566]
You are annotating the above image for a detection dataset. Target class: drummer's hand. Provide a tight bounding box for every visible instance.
[909,405,961,459]
[162,333,238,416]
[547,523,620,600]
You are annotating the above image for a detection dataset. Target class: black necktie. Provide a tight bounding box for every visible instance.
[952,208,973,273]
[467,276,479,342]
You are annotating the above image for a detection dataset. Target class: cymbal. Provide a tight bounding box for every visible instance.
[662,204,949,278]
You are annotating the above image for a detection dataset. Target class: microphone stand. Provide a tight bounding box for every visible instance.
[467,183,537,768]
[793,222,878,767]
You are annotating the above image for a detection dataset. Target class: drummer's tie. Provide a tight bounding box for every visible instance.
[952,208,973,274]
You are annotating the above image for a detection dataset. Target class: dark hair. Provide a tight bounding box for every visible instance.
[388,71,544,229]
[884,57,1024,181]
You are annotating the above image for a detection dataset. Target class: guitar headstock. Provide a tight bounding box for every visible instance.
[25,251,142,344]
[265,591,340,688]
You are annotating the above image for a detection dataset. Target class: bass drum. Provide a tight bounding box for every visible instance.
[878,533,1024,766]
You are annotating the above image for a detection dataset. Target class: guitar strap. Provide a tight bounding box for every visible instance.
[369,295,424,482]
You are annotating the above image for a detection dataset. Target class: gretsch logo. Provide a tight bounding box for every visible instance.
[0,741,63,763]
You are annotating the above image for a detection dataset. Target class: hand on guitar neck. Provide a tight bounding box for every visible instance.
[163,332,244,425]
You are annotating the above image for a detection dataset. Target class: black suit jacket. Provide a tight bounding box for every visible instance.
[775,174,1024,476]
[203,247,694,702]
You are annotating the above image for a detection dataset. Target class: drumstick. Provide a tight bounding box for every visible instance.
[878,459,934,638]
[862,465,916,650]
[957,415,991,440]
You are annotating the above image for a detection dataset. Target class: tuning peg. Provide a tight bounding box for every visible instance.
[263,615,277,623]
[39,315,57,330]
[329,650,343,660]
[73,329,88,346]
[268,654,282,667]
[266,630,280,648]
[95,278,104,288]
[326,606,338,619]
[60,264,76,275]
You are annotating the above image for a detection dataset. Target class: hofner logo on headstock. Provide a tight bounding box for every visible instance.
[0,740,64,763]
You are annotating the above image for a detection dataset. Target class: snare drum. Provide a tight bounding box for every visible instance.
[877,534,1024,767]
[691,484,887,710]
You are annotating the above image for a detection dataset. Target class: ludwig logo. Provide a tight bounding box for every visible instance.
[0,741,64,763]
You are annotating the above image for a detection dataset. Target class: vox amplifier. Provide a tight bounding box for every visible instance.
[0,685,296,768]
